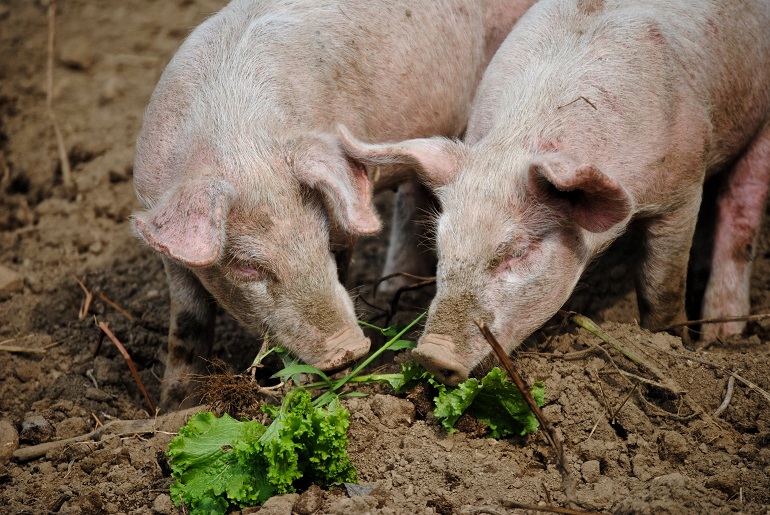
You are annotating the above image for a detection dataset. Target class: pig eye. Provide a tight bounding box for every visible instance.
[489,242,528,274]
[228,259,274,282]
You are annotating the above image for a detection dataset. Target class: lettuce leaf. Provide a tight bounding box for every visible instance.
[167,412,274,513]
[396,363,544,438]
[167,390,356,514]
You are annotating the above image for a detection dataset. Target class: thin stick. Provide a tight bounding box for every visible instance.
[662,312,770,331]
[500,500,606,515]
[373,271,435,291]
[13,406,204,462]
[598,369,685,395]
[713,375,736,417]
[72,274,93,320]
[610,383,639,424]
[97,321,156,414]
[664,352,770,406]
[474,319,558,449]
[557,96,597,111]
[568,313,647,368]
[473,319,576,501]
[0,334,36,346]
[46,0,74,194]
[98,292,134,322]
[0,345,47,355]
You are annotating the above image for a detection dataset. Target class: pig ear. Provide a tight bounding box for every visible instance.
[528,154,632,233]
[337,125,461,191]
[294,135,381,235]
[132,178,235,267]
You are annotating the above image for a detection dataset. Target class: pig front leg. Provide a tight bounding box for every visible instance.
[635,202,701,346]
[701,129,770,341]
[160,257,216,411]
[378,180,438,297]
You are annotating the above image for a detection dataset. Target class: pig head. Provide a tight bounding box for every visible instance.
[133,134,378,407]
[341,132,633,384]
[341,0,770,385]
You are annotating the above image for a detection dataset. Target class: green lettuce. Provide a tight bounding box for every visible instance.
[396,362,544,438]
[167,389,356,514]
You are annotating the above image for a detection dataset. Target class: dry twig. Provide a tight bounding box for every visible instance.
[13,405,203,462]
[73,275,134,321]
[662,312,770,331]
[96,320,156,414]
[557,96,597,111]
[46,0,74,194]
[473,319,576,503]
[659,351,770,406]
[713,375,736,417]
[73,274,94,320]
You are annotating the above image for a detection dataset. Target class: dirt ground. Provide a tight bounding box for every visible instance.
[1,1,770,514]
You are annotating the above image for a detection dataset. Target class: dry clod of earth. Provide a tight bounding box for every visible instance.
[1,1,770,514]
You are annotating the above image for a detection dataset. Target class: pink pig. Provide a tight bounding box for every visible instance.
[132,0,535,408]
[341,0,770,385]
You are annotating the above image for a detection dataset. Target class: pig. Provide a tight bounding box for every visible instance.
[340,0,770,385]
[131,0,536,409]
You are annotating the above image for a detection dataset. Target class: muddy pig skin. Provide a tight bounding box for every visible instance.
[341,0,770,385]
[131,0,536,409]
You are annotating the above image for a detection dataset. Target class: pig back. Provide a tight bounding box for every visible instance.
[134,0,497,205]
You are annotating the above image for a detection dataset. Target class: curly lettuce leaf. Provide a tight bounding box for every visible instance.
[168,390,357,514]
[167,412,274,513]
[420,366,545,438]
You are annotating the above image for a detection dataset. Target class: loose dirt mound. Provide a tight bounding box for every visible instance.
[1,2,769,514]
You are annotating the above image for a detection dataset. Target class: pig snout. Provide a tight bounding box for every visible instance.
[412,334,470,386]
[310,326,371,371]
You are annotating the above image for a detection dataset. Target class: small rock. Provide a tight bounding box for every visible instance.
[345,482,377,497]
[659,431,689,462]
[294,484,323,515]
[260,493,300,515]
[0,420,19,465]
[14,361,41,383]
[56,417,91,439]
[20,415,55,444]
[0,265,23,295]
[152,493,174,514]
[370,394,415,429]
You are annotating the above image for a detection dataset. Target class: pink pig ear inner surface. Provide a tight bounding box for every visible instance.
[528,155,632,233]
[295,136,382,236]
[132,178,235,267]
[337,125,460,191]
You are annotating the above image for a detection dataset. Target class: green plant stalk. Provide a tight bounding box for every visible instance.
[302,374,404,390]
[312,311,426,407]
[571,313,646,367]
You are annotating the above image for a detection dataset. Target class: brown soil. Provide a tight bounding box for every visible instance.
[1,2,769,514]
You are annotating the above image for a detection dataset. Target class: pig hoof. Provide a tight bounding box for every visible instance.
[412,334,469,386]
[311,327,371,371]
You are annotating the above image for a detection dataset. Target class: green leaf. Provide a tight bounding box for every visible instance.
[168,391,358,513]
[432,367,545,438]
[387,339,417,351]
[167,412,274,512]
[271,364,332,387]
[391,361,432,393]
